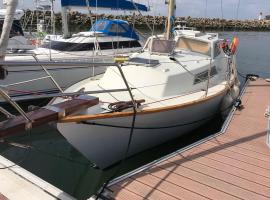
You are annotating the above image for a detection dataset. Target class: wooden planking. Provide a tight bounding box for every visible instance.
[157,157,270,198]
[130,172,209,200]
[132,170,236,200]
[109,79,270,200]
[172,151,270,187]
[181,146,270,179]
[150,162,269,200]
[0,97,99,137]
[116,178,179,200]
[110,185,145,200]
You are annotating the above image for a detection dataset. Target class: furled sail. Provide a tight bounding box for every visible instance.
[61,0,149,11]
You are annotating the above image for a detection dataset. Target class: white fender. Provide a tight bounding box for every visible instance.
[220,91,234,118]
[231,84,240,100]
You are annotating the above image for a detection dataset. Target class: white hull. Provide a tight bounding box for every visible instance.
[1,63,108,100]
[57,92,225,168]
[54,33,240,169]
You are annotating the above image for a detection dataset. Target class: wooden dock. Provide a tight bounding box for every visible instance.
[105,79,270,200]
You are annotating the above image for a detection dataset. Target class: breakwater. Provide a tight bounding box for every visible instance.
[22,10,270,32]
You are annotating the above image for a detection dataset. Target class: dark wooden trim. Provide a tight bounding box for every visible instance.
[0,97,99,138]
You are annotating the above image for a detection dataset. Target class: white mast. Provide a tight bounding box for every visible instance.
[61,7,69,38]
[50,0,55,35]
[166,0,175,40]
[0,0,18,59]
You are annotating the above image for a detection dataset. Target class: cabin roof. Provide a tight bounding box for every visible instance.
[90,19,139,40]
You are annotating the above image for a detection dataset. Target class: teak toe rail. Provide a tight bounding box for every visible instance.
[0,97,99,138]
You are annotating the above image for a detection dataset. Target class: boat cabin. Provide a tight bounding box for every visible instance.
[0,9,34,50]
[41,19,141,52]
[0,9,24,38]
[90,19,139,40]
[0,20,24,38]
[144,33,221,59]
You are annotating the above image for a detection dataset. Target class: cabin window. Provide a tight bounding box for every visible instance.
[150,39,175,54]
[109,24,126,33]
[121,23,130,31]
[91,21,109,31]
[194,66,217,84]
[176,37,210,56]
[214,42,221,58]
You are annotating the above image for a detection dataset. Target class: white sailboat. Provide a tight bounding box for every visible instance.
[0,9,34,51]
[37,18,142,60]
[0,0,148,101]
[51,0,240,169]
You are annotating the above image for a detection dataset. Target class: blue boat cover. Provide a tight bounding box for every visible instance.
[61,0,148,11]
[90,19,139,40]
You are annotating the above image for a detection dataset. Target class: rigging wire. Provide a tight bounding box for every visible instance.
[95,1,138,198]
[96,109,137,199]
[96,75,137,199]
[85,0,94,27]
[130,0,158,38]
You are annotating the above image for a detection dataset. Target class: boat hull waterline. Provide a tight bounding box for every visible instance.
[57,90,228,169]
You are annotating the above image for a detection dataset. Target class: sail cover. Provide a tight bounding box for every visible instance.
[61,0,148,11]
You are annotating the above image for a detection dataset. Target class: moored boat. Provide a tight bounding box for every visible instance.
[0,9,34,51]
[53,27,240,168]
[0,1,148,102]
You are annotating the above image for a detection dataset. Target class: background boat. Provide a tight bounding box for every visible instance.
[0,0,149,102]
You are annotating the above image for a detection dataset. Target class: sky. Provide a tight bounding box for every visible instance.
[0,0,270,20]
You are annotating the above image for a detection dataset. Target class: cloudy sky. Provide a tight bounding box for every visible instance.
[1,0,269,20]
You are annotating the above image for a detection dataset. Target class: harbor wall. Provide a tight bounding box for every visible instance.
[22,10,270,32]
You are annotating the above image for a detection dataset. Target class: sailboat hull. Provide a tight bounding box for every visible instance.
[57,91,225,169]
[1,62,108,102]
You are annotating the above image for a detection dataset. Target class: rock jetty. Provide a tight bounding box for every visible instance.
[21,10,270,32]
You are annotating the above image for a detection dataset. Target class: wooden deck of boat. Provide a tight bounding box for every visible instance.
[107,78,270,200]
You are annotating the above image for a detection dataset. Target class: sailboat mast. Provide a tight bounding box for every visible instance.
[166,0,175,40]
[61,7,69,38]
[50,0,55,35]
[0,0,18,59]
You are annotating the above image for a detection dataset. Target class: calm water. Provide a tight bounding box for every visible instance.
[0,31,270,200]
